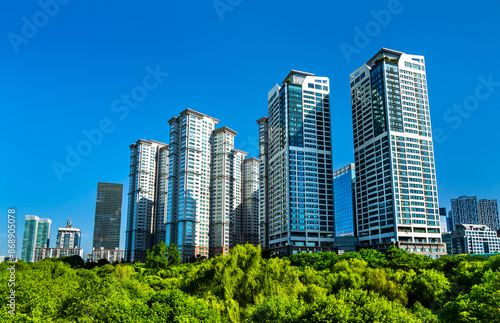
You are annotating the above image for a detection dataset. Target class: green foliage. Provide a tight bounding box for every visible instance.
[1,244,498,322]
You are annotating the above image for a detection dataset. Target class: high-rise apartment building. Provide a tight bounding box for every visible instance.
[451,196,480,230]
[350,48,444,257]
[478,199,499,231]
[333,164,356,237]
[242,157,260,246]
[166,109,218,261]
[210,127,247,256]
[21,215,51,262]
[125,139,168,262]
[56,219,81,249]
[257,117,269,248]
[258,70,335,255]
[93,182,123,250]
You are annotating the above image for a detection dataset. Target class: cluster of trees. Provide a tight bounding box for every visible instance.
[1,243,499,322]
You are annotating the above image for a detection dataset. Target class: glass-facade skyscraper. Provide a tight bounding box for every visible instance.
[333,164,356,237]
[21,215,51,262]
[258,70,335,255]
[350,48,445,257]
[93,182,123,251]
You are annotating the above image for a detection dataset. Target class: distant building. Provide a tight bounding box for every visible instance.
[451,196,480,230]
[125,139,168,263]
[451,196,499,231]
[333,164,356,237]
[93,182,124,250]
[478,199,499,231]
[21,215,52,262]
[443,224,500,255]
[439,207,449,233]
[56,219,81,249]
[33,247,83,261]
[0,255,4,263]
[90,248,125,263]
[242,157,260,246]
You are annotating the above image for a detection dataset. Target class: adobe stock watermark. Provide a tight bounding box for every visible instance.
[7,208,17,316]
[213,0,243,22]
[340,0,412,63]
[433,74,500,144]
[7,0,71,54]
[51,65,169,182]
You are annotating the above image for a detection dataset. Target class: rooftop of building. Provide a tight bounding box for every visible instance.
[282,70,315,84]
[366,48,404,66]
[168,108,220,125]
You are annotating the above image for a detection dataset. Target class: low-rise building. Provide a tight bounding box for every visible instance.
[443,224,500,255]
[33,247,83,261]
[90,247,125,263]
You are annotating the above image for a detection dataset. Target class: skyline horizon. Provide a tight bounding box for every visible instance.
[2,1,499,260]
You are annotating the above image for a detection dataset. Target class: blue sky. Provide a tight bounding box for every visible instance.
[1,1,499,259]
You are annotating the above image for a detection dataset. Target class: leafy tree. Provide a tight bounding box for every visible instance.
[441,270,500,322]
[408,269,450,308]
[146,242,168,271]
[248,296,304,322]
[166,243,181,266]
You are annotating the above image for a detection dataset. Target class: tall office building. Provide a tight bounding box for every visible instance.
[258,70,335,255]
[350,48,445,257]
[242,157,260,245]
[478,199,499,231]
[56,219,81,249]
[166,109,218,261]
[257,117,270,248]
[93,182,123,250]
[21,215,51,262]
[333,164,356,237]
[450,196,480,230]
[125,139,168,262]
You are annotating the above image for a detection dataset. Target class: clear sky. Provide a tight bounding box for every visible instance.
[1,1,499,259]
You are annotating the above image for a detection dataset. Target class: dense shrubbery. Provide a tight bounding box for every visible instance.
[1,244,499,322]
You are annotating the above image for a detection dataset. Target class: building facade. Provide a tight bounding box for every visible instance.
[93,182,123,250]
[451,196,480,230]
[478,199,499,231]
[125,139,168,262]
[56,219,81,249]
[90,248,125,263]
[333,163,356,237]
[209,127,247,256]
[257,117,270,248]
[242,157,260,246]
[350,48,444,257]
[21,215,52,262]
[34,247,83,261]
[444,224,500,255]
[259,70,335,255]
[439,207,450,233]
[166,109,218,261]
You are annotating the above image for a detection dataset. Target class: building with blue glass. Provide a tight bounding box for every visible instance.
[258,70,335,255]
[333,164,356,237]
[21,215,52,262]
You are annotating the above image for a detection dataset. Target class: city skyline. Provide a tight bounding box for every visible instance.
[3,1,500,259]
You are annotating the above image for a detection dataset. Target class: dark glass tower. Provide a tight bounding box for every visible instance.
[93,182,123,250]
